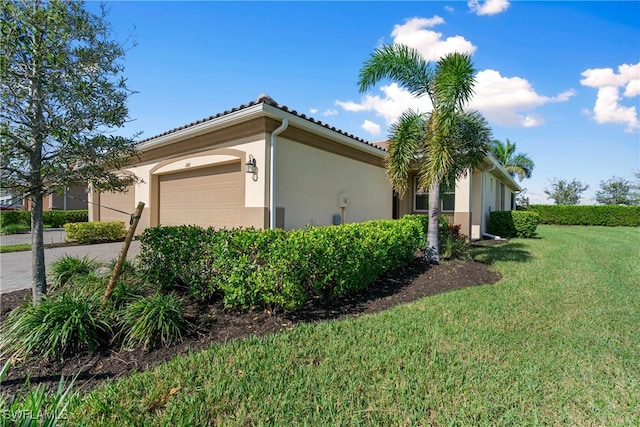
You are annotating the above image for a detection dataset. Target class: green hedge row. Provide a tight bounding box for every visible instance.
[488,211,540,238]
[528,205,640,227]
[138,216,425,311]
[0,210,88,228]
[64,221,126,243]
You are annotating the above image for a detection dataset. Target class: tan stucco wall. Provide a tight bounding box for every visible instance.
[89,135,269,231]
[275,138,392,230]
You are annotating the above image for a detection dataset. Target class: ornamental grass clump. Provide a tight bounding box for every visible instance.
[0,360,78,427]
[0,293,111,361]
[119,293,192,351]
[48,254,102,291]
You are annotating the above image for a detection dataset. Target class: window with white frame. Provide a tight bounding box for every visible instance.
[414,177,428,212]
[413,177,455,212]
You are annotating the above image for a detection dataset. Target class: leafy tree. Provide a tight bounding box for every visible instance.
[516,187,530,210]
[358,45,491,263]
[1,0,138,303]
[544,178,589,205]
[490,138,535,181]
[595,176,639,205]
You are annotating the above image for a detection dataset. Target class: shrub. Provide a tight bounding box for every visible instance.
[44,209,88,228]
[0,223,31,235]
[488,211,540,238]
[528,205,640,227]
[0,293,111,361]
[49,255,102,291]
[64,221,126,243]
[0,210,30,227]
[0,209,88,229]
[139,216,425,311]
[119,293,191,350]
[438,216,469,259]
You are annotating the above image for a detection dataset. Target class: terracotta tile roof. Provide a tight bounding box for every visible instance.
[137,94,386,153]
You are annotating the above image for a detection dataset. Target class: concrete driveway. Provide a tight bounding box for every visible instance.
[0,229,140,294]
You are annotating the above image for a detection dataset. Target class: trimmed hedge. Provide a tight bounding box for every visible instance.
[0,210,30,227]
[0,209,88,228]
[64,221,126,243]
[488,210,540,238]
[528,205,640,227]
[138,216,425,311]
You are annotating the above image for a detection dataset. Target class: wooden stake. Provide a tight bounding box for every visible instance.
[103,201,145,305]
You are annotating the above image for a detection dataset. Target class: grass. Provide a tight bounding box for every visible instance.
[64,225,640,425]
[0,243,31,253]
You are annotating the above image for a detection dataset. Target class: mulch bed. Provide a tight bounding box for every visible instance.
[0,256,501,396]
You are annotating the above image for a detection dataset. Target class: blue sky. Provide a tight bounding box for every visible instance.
[89,1,639,204]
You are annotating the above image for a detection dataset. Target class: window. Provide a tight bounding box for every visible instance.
[414,178,428,212]
[441,182,455,212]
[413,177,455,212]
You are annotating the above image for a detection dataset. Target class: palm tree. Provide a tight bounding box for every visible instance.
[359,45,491,263]
[490,139,535,181]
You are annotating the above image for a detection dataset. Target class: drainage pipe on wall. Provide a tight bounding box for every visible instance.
[480,163,496,237]
[269,119,289,230]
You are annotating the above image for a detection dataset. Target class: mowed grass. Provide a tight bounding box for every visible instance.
[67,225,640,426]
[0,243,31,253]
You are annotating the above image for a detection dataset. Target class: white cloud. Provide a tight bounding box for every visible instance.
[444,6,455,13]
[580,62,640,132]
[336,83,432,124]
[309,108,318,114]
[323,109,338,117]
[391,17,476,61]
[362,120,382,136]
[471,69,575,127]
[468,0,510,16]
[336,16,574,130]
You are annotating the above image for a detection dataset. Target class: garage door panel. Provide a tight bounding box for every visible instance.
[158,162,243,228]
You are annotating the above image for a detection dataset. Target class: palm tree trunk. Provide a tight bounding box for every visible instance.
[425,182,440,264]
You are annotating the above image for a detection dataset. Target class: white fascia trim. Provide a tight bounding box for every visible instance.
[137,103,267,152]
[261,104,386,159]
[482,154,521,192]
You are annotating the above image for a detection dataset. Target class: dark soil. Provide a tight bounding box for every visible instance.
[0,256,501,396]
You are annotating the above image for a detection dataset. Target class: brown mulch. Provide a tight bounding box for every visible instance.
[0,256,501,396]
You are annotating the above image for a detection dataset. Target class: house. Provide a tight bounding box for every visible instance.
[89,94,520,240]
[22,185,89,211]
[2,185,88,211]
[89,94,392,231]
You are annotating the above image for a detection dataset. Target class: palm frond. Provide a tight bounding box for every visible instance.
[433,53,476,136]
[358,44,434,97]
[385,109,428,197]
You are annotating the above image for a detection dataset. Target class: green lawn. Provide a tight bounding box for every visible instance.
[0,243,31,253]
[68,225,640,426]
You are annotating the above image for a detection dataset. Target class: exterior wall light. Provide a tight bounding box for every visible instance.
[246,154,258,181]
[246,154,257,173]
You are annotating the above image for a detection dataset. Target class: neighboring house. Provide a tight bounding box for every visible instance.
[1,185,88,211]
[22,185,88,211]
[89,95,392,231]
[90,94,520,239]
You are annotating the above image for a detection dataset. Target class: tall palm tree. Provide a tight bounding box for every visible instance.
[359,44,491,263]
[490,139,535,181]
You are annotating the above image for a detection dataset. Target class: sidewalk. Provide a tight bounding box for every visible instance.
[0,239,141,294]
[0,228,67,246]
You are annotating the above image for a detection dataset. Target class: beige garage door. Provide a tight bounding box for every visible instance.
[158,161,243,228]
[100,185,135,223]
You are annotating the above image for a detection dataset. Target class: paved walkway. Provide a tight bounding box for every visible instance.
[0,229,141,294]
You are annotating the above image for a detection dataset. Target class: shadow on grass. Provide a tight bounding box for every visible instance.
[470,241,533,264]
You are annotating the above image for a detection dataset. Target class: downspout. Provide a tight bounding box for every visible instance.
[269,119,289,230]
[480,163,496,238]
